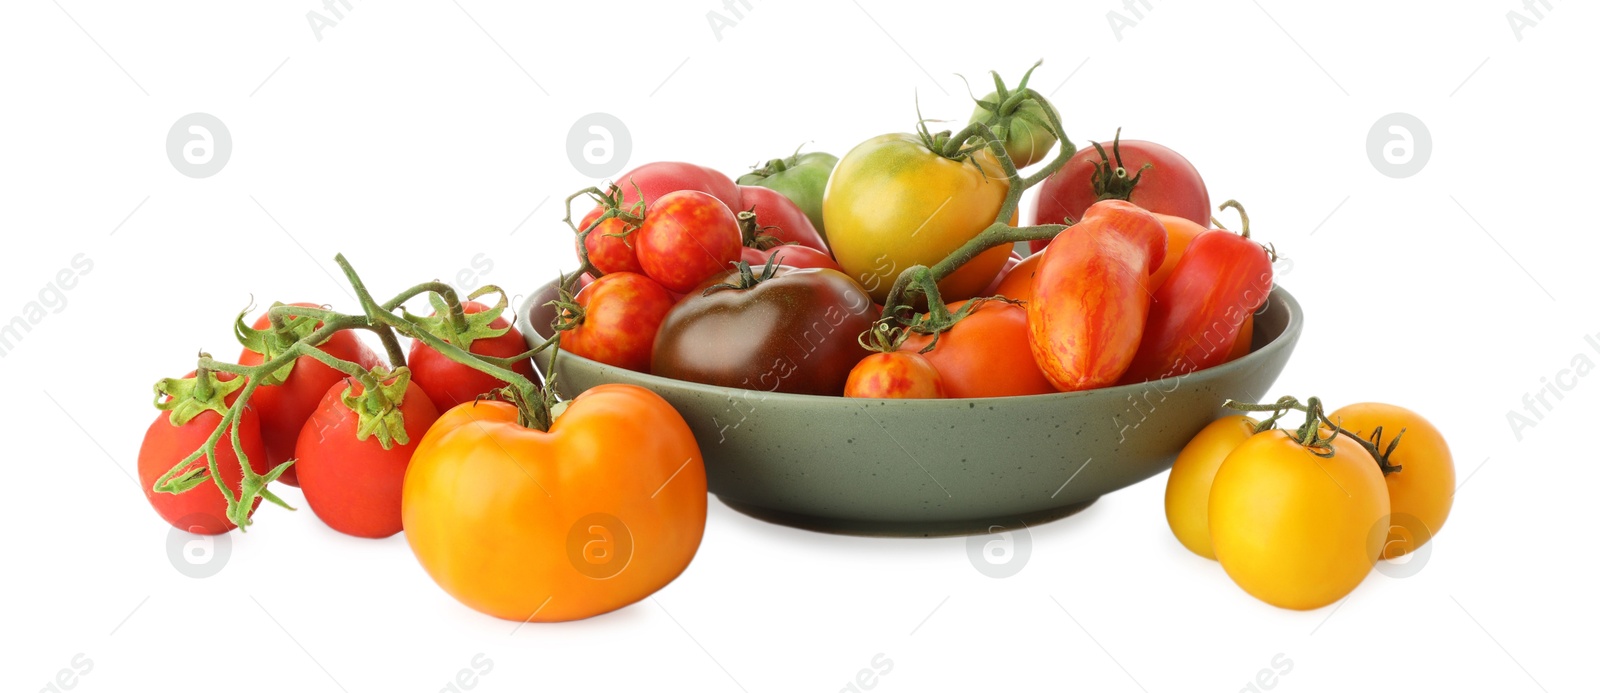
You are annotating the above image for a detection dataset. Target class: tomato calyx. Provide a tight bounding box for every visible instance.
[702,256,781,295]
[562,182,648,289]
[339,366,418,450]
[858,319,911,354]
[153,363,245,426]
[902,295,1022,354]
[1225,396,1405,474]
[966,60,1071,169]
[235,302,329,384]
[737,209,787,250]
[1088,128,1154,204]
[402,286,513,352]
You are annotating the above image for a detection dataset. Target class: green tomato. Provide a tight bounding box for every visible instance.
[970,93,1061,169]
[737,151,838,242]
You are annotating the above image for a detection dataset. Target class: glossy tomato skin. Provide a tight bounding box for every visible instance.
[635,191,743,294]
[978,253,1023,297]
[1026,200,1167,391]
[844,352,946,399]
[577,206,645,275]
[403,386,706,622]
[1146,213,1208,291]
[1329,403,1455,558]
[239,302,383,486]
[1121,229,1273,383]
[1209,432,1389,610]
[138,372,269,535]
[1165,415,1259,560]
[295,375,440,538]
[408,301,537,412]
[738,185,828,252]
[739,245,843,273]
[652,266,876,395]
[824,133,1013,303]
[902,299,1056,398]
[1029,139,1209,253]
[610,161,743,213]
[562,272,675,373]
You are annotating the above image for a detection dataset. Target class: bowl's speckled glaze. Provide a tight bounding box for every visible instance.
[520,283,1301,536]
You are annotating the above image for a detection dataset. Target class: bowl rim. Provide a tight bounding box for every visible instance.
[524,284,1303,407]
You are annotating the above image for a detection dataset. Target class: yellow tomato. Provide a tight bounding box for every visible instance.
[1329,403,1454,558]
[823,133,1012,303]
[1209,431,1390,610]
[1165,415,1259,560]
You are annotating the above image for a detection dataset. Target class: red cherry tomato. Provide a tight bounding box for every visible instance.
[738,185,828,252]
[561,272,676,373]
[1029,134,1209,253]
[138,371,269,534]
[635,190,743,293]
[1027,200,1166,391]
[295,371,440,538]
[408,300,537,412]
[739,245,843,272]
[238,302,383,487]
[577,206,645,275]
[844,352,946,399]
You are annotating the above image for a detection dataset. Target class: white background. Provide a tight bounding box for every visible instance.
[2,1,1595,691]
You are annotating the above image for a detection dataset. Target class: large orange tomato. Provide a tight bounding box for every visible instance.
[901,299,1056,398]
[824,133,1013,303]
[402,385,706,622]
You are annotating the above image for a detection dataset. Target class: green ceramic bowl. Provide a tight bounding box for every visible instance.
[519,283,1302,536]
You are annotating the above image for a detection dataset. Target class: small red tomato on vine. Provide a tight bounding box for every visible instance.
[845,322,946,399]
[407,294,537,412]
[577,205,645,275]
[237,301,383,487]
[557,271,676,373]
[294,367,440,539]
[138,369,271,535]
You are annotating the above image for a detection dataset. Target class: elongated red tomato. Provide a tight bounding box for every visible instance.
[1026,200,1166,391]
[561,272,676,373]
[295,370,440,538]
[238,302,383,486]
[409,300,537,412]
[138,371,269,534]
[1121,227,1273,383]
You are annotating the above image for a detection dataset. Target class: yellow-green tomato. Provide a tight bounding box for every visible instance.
[1209,431,1390,610]
[822,133,1013,304]
[1329,403,1454,558]
[1165,415,1259,560]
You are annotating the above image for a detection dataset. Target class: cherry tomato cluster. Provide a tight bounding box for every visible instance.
[1166,397,1456,610]
[136,262,709,624]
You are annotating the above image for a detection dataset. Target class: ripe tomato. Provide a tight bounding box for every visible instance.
[739,185,828,252]
[901,299,1056,398]
[561,272,675,373]
[238,302,383,486]
[1209,431,1390,610]
[844,352,946,399]
[609,161,743,213]
[635,190,743,294]
[1146,213,1208,291]
[1026,200,1166,391]
[978,252,1023,297]
[993,252,1042,301]
[652,264,875,396]
[577,206,644,275]
[1328,403,1455,558]
[1164,415,1259,560]
[408,300,537,412]
[403,386,706,622]
[1226,315,1255,361]
[295,370,440,539]
[739,244,843,273]
[138,371,269,534]
[1029,136,1209,253]
[823,133,1013,303]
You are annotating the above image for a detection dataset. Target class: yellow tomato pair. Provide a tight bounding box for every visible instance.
[1165,403,1455,610]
